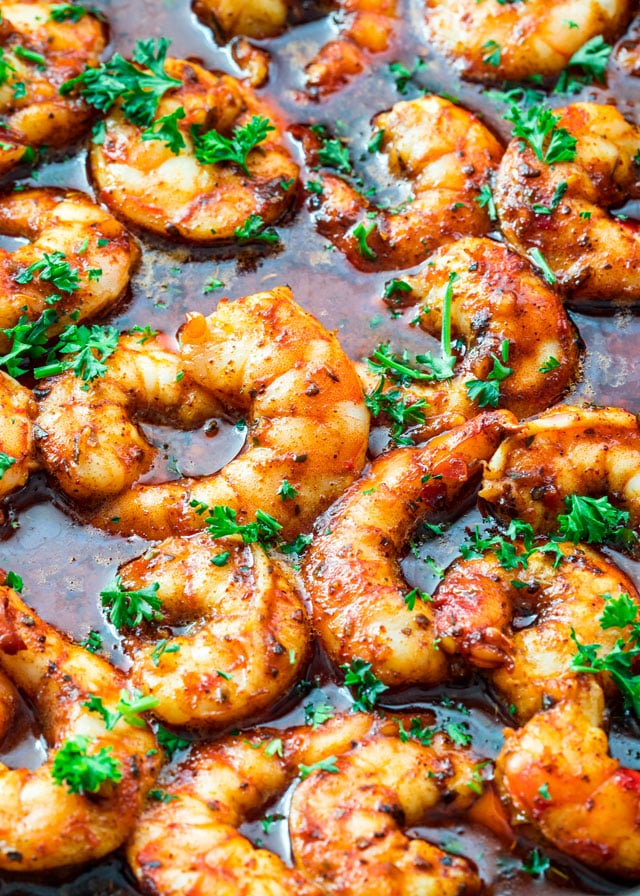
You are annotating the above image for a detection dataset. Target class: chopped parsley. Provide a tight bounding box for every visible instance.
[192,115,274,175]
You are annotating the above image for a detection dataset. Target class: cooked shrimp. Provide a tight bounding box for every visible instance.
[0,188,139,337]
[0,370,37,500]
[92,287,370,541]
[496,678,640,878]
[479,404,640,545]
[194,0,397,97]
[0,669,18,744]
[89,57,299,243]
[127,712,378,896]
[36,333,221,503]
[495,102,640,308]
[117,532,311,727]
[0,2,107,175]
[308,95,503,270]
[303,411,516,687]
[425,1,631,83]
[290,732,481,895]
[359,237,580,441]
[433,541,639,722]
[0,582,160,870]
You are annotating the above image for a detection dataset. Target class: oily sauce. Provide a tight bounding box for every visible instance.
[2,0,640,892]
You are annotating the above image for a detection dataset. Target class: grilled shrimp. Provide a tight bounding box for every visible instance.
[117,532,311,727]
[308,95,503,270]
[496,679,640,879]
[479,404,640,547]
[290,732,482,896]
[303,411,516,687]
[0,2,107,175]
[0,582,160,870]
[0,370,37,500]
[359,237,580,440]
[195,0,397,97]
[127,712,378,896]
[92,288,370,541]
[36,334,221,503]
[495,102,640,308]
[0,188,139,337]
[89,57,299,243]
[433,541,639,722]
[425,0,632,83]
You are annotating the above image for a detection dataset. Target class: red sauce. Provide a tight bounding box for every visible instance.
[1,0,640,893]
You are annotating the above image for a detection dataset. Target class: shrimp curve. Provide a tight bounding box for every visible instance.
[303,410,517,687]
[91,287,370,541]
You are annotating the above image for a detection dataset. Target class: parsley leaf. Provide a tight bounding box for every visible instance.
[504,104,577,165]
[192,115,275,175]
[51,735,122,794]
[556,495,636,548]
[15,251,80,293]
[203,504,283,547]
[100,575,163,629]
[340,658,388,711]
[141,106,186,154]
[299,756,339,780]
[34,323,119,382]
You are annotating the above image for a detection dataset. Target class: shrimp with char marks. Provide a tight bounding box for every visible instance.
[303,411,517,688]
[127,712,379,896]
[35,333,222,503]
[290,731,482,896]
[117,531,312,728]
[0,188,139,339]
[89,57,299,243]
[495,102,640,308]
[306,94,503,270]
[0,2,107,175]
[0,582,160,870]
[425,0,632,83]
[359,237,581,441]
[433,541,640,722]
[92,287,370,541]
[479,404,640,550]
[496,679,640,879]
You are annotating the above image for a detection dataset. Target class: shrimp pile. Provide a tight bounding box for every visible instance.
[194,0,397,97]
[303,411,516,687]
[0,2,107,175]
[89,57,299,243]
[36,333,221,503]
[117,532,311,727]
[495,102,640,308]
[0,370,37,501]
[433,541,640,722]
[0,582,160,870]
[497,679,640,878]
[307,94,503,270]
[359,237,580,440]
[128,711,483,896]
[425,0,632,83]
[0,188,139,336]
[91,287,369,541]
[479,403,640,544]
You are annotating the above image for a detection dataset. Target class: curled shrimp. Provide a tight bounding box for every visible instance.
[307,95,503,270]
[0,2,107,175]
[359,237,581,440]
[117,532,312,728]
[433,541,639,722]
[0,188,139,336]
[91,287,370,541]
[127,712,379,896]
[89,57,299,243]
[0,370,37,501]
[425,0,632,83]
[303,411,516,687]
[35,333,221,503]
[495,102,640,308]
[194,0,397,98]
[290,732,482,895]
[0,582,160,870]
[496,679,640,878]
[479,404,640,546]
